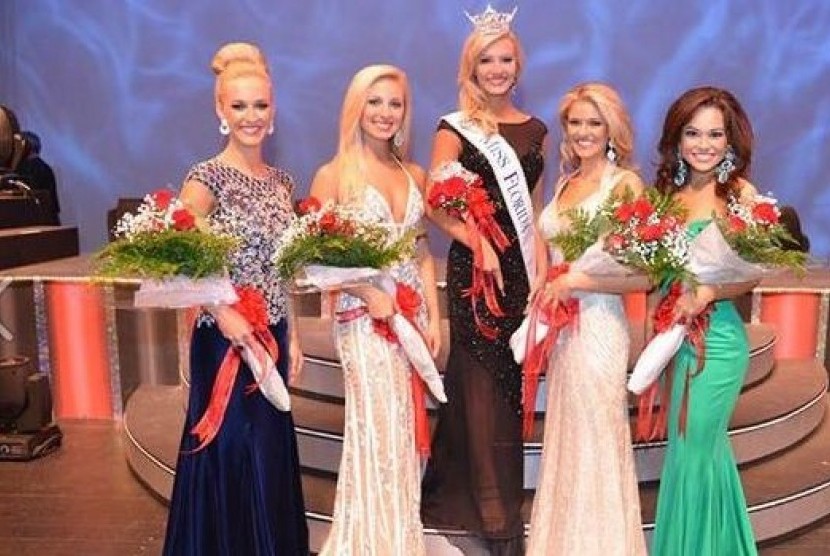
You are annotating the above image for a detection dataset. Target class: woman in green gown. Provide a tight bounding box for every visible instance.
[651,86,759,555]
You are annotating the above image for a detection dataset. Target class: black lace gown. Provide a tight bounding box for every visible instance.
[421,118,547,553]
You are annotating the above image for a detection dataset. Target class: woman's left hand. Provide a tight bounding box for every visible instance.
[425,317,442,359]
[539,274,573,309]
[672,285,715,324]
[288,324,303,382]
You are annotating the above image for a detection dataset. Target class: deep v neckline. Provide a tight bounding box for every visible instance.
[366,167,417,226]
[554,165,618,216]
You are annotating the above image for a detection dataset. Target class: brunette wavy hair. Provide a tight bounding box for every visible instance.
[654,86,753,198]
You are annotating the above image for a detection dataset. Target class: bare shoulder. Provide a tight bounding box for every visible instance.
[430,128,463,167]
[309,161,340,199]
[735,178,759,200]
[180,179,215,216]
[613,168,645,196]
[404,162,427,187]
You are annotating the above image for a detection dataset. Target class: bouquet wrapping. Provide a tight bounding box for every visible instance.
[96,188,238,308]
[274,196,416,288]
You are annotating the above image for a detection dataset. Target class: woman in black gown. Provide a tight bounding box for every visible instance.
[420,9,548,554]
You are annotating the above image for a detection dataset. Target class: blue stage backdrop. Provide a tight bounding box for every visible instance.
[1,0,829,257]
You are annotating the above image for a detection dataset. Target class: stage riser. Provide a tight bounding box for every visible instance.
[750,482,830,542]
[122,386,830,551]
[295,387,826,487]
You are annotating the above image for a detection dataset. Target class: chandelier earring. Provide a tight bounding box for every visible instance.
[219,119,230,136]
[673,147,688,187]
[393,129,405,149]
[606,139,618,163]
[716,145,737,184]
[267,121,275,136]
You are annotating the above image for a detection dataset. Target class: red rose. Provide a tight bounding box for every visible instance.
[752,202,779,225]
[636,223,664,242]
[297,196,322,215]
[152,189,174,210]
[605,233,627,251]
[728,215,748,233]
[319,211,338,233]
[395,283,422,320]
[429,177,468,210]
[172,208,196,231]
[614,203,635,223]
[631,197,654,220]
[443,176,468,199]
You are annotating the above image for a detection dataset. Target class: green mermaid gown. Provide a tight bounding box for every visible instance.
[652,220,758,556]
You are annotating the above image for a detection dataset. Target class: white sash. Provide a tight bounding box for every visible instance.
[442,111,537,282]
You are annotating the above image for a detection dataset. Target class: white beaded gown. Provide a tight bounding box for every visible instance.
[319,174,427,556]
[526,168,646,555]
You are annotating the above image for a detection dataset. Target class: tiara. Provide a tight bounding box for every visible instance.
[465,4,517,36]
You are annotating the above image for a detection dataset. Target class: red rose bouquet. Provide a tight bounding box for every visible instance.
[603,188,691,284]
[428,160,510,339]
[274,196,416,289]
[717,192,807,271]
[96,188,238,308]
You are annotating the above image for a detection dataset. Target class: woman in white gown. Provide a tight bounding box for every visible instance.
[527,83,648,555]
[309,64,441,556]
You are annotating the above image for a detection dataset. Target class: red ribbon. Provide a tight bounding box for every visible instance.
[520,264,579,440]
[188,286,279,453]
[338,282,433,458]
[463,218,510,340]
[635,281,712,441]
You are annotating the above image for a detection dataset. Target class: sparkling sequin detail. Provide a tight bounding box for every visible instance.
[527,171,647,555]
[443,118,547,414]
[188,158,294,326]
[321,174,426,555]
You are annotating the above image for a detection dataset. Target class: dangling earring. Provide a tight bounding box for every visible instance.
[267,121,275,136]
[393,129,405,149]
[219,119,230,136]
[673,147,688,187]
[606,139,618,163]
[716,145,737,184]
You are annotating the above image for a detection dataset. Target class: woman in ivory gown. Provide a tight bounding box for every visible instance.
[309,64,441,556]
[527,83,648,556]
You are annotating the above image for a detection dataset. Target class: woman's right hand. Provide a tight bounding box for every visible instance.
[209,305,254,348]
[359,286,397,320]
[480,239,504,294]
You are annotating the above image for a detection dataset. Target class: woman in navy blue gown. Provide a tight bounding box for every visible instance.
[162,42,308,556]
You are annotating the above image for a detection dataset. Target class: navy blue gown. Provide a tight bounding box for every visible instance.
[163,159,309,555]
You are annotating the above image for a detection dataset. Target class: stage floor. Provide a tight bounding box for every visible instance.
[0,420,827,555]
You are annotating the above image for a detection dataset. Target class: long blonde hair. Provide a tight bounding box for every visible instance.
[558,82,636,174]
[211,42,271,105]
[334,64,412,202]
[457,31,525,135]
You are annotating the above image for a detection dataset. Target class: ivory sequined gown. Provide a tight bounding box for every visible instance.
[527,169,646,556]
[319,175,426,556]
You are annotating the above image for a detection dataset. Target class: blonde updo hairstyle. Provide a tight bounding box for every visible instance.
[457,30,525,135]
[211,42,271,107]
[557,82,636,174]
